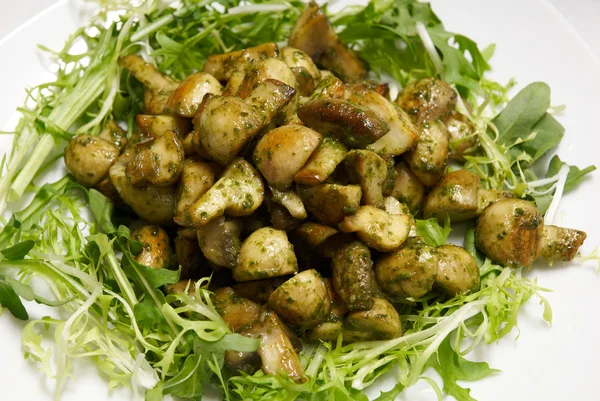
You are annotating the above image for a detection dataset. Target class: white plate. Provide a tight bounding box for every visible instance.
[1,0,599,400]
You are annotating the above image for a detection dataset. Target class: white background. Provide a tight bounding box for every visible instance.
[0,0,599,59]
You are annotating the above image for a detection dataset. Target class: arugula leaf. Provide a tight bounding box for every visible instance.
[1,240,35,260]
[416,216,451,246]
[88,189,115,233]
[427,336,499,401]
[0,279,29,320]
[525,113,564,163]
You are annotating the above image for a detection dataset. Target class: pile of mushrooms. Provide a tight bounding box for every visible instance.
[63,2,587,383]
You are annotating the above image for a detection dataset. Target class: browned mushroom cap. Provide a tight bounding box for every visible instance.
[64,135,120,187]
[289,1,367,82]
[339,206,410,252]
[174,158,215,217]
[475,199,543,267]
[344,149,387,207]
[296,183,362,225]
[295,223,338,249]
[435,245,480,297]
[344,297,402,341]
[390,160,426,213]
[166,72,223,117]
[98,120,127,150]
[298,99,389,149]
[214,287,260,332]
[396,77,457,124]
[375,237,438,301]
[254,125,322,189]
[131,224,174,269]
[404,120,449,187]
[196,216,243,269]
[332,241,379,311]
[202,42,280,81]
[267,269,331,329]
[293,137,348,185]
[310,74,346,101]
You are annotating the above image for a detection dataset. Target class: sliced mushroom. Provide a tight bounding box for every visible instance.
[381,156,397,197]
[396,77,457,124]
[174,228,205,279]
[174,158,215,217]
[193,79,296,165]
[475,199,587,267]
[175,158,264,227]
[344,149,387,207]
[404,120,449,187]
[384,197,417,237]
[339,206,410,252]
[293,137,348,185]
[131,224,174,269]
[281,47,320,96]
[390,160,426,213]
[136,115,192,138]
[254,125,321,189]
[298,99,389,148]
[295,222,338,249]
[237,310,305,382]
[166,72,223,117]
[237,58,297,99]
[109,161,175,224]
[196,216,243,269]
[445,111,478,160]
[423,169,513,223]
[269,186,307,220]
[344,297,402,341]
[289,1,367,82]
[203,42,279,81]
[126,130,184,187]
[332,241,379,311]
[309,74,346,101]
[214,287,260,332]
[119,55,179,114]
[435,245,480,296]
[375,237,438,302]
[98,120,127,150]
[267,269,330,329]
[344,85,418,157]
[64,134,120,187]
[234,227,298,282]
[296,184,361,225]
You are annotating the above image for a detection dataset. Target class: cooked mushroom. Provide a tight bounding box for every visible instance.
[237,58,297,98]
[390,160,426,213]
[344,297,402,341]
[254,125,321,189]
[64,135,120,187]
[232,277,287,304]
[174,228,205,279]
[475,199,587,267]
[293,137,348,185]
[296,184,362,225]
[136,115,192,138]
[192,79,296,165]
[269,186,307,220]
[423,169,513,223]
[166,72,223,117]
[203,42,279,81]
[281,47,320,96]
[174,158,215,217]
[234,227,298,282]
[131,224,174,269]
[396,77,457,124]
[375,237,438,301]
[175,158,264,227]
[235,310,305,382]
[289,1,367,82]
[309,74,346,101]
[306,277,346,342]
[295,222,338,249]
[196,216,243,269]
[344,149,387,207]
[98,120,127,150]
[267,269,330,329]
[214,287,261,332]
[268,202,303,231]
[126,130,184,187]
[383,197,417,237]
[119,55,179,114]
[434,245,480,296]
[332,241,379,311]
[109,161,176,224]
[298,99,389,148]
[344,85,418,156]
[382,156,397,197]
[404,120,449,187]
[339,205,410,252]
[445,111,478,160]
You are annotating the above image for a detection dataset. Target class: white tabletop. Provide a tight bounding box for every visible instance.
[0,0,599,60]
